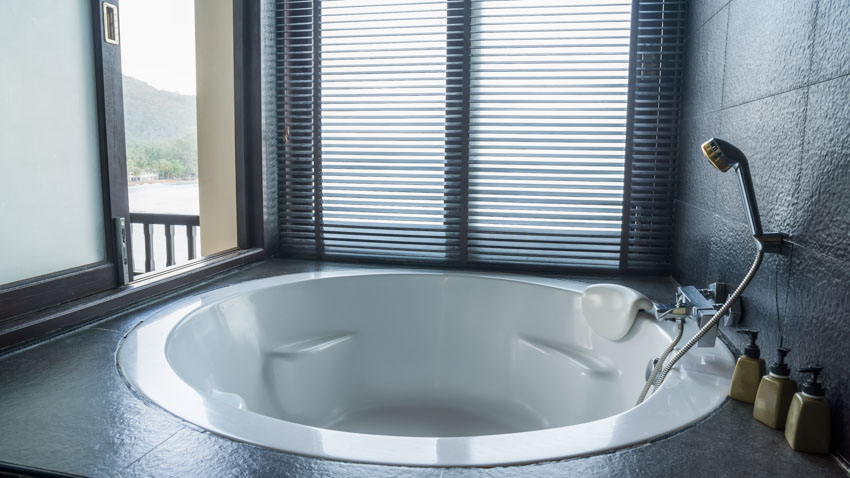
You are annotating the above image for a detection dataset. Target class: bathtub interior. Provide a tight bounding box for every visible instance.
[165,273,672,438]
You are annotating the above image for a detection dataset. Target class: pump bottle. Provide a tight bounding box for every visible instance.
[785,365,831,454]
[753,347,796,429]
[729,329,765,403]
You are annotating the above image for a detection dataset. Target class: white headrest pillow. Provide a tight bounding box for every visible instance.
[580,284,654,341]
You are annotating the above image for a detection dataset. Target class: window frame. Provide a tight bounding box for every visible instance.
[0,0,270,352]
[276,0,685,274]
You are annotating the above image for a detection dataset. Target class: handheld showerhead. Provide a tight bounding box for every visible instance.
[700,137,785,252]
[702,137,746,173]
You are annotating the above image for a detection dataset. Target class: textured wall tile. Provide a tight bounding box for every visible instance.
[677,112,721,207]
[687,0,730,38]
[723,0,816,107]
[703,219,850,458]
[798,75,850,263]
[681,7,728,118]
[711,216,793,358]
[716,88,807,232]
[671,201,714,287]
[671,0,850,463]
[811,0,850,82]
[783,245,850,458]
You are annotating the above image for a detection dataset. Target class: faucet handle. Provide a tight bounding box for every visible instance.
[652,302,690,321]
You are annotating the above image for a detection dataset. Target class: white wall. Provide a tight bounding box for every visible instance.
[0,0,106,285]
[195,0,238,256]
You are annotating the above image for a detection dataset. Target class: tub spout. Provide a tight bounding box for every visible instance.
[668,284,738,347]
[651,302,690,321]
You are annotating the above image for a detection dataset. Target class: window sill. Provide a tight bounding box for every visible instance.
[0,248,264,353]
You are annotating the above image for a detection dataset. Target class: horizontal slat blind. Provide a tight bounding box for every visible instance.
[276,0,684,272]
[621,0,685,271]
[319,0,462,261]
[467,0,632,269]
[278,0,319,256]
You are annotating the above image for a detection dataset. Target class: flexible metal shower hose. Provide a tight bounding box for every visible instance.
[635,248,765,405]
[635,319,684,405]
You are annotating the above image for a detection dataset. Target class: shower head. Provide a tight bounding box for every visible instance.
[700,137,785,252]
[702,137,746,173]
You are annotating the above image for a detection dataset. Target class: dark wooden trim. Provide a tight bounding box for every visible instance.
[143,223,155,272]
[187,226,198,260]
[129,212,200,226]
[165,225,176,266]
[0,249,264,353]
[233,0,267,252]
[0,263,115,321]
[92,0,132,279]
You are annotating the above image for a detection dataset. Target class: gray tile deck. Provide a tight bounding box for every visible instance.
[0,259,846,477]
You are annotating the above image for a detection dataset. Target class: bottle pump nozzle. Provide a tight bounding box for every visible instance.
[737,329,760,359]
[769,347,791,377]
[800,365,825,397]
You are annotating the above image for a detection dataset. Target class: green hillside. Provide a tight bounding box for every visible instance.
[122,76,198,178]
[122,75,196,143]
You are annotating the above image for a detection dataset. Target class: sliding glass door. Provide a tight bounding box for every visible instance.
[0,0,129,319]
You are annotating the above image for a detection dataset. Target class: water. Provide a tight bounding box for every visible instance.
[128,181,199,274]
[128,181,199,215]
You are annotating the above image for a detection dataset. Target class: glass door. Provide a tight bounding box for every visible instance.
[0,0,130,319]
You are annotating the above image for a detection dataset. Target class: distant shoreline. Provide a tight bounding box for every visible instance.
[128,180,199,216]
[128,179,198,187]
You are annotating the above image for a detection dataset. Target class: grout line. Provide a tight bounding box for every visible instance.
[807,0,821,82]
[719,3,731,110]
[674,199,850,268]
[719,58,849,112]
[681,69,850,123]
[121,427,185,471]
[684,0,733,43]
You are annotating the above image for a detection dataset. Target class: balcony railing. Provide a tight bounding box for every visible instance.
[129,213,200,274]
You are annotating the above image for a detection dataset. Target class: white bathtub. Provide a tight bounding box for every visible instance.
[118,270,734,466]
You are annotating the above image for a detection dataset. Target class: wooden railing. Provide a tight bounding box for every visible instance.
[129,213,200,273]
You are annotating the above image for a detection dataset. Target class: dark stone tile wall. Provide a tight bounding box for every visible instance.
[674,0,850,461]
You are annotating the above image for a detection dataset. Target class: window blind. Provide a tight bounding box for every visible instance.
[276,0,685,272]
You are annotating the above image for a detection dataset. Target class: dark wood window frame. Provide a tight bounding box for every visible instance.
[0,0,268,352]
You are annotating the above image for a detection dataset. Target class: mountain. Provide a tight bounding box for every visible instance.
[122,75,196,145]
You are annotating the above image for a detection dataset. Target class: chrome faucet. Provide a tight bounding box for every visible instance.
[652,283,740,347]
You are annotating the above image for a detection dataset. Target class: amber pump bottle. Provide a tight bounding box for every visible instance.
[753,347,796,429]
[785,365,831,454]
[729,329,765,403]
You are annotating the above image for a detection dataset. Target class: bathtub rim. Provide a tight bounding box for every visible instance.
[116,268,735,467]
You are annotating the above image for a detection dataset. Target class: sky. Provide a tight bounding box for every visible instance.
[119,0,197,95]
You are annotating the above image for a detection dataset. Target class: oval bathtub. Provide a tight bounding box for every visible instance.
[118,270,734,466]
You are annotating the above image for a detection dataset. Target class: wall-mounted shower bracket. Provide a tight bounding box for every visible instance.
[754,232,786,253]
